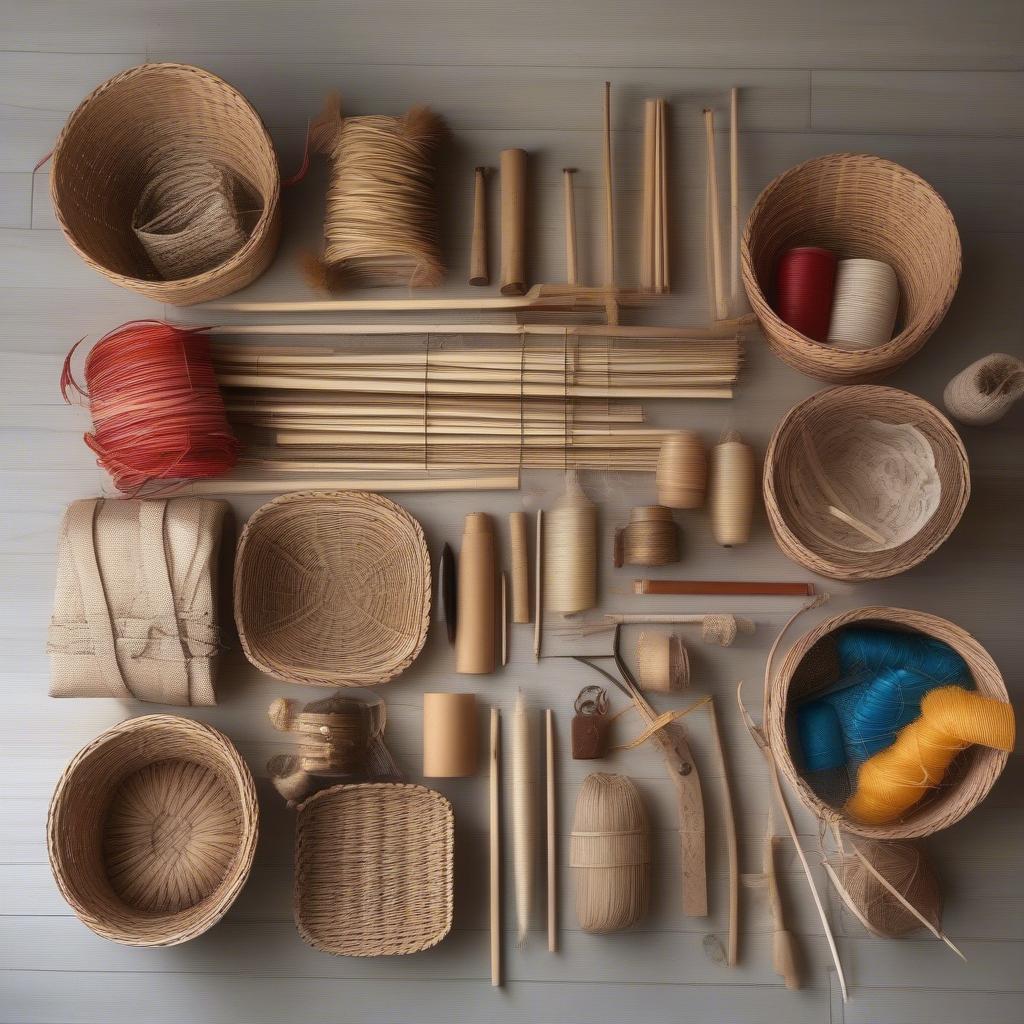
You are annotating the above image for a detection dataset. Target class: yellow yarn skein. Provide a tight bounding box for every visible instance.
[845,686,1015,825]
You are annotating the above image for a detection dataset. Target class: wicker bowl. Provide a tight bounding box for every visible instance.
[764,386,969,580]
[742,153,961,383]
[47,715,258,946]
[234,490,431,687]
[768,607,1009,839]
[50,62,281,305]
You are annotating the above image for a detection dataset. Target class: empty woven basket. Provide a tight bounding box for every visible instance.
[768,606,1009,839]
[50,62,281,305]
[234,490,431,687]
[742,153,961,383]
[47,714,258,946]
[294,783,454,956]
[764,386,969,580]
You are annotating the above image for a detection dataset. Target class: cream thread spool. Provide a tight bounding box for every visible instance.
[827,258,899,349]
[709,431,757,547]
[614,505,679,567]
[455,512,496,674]
[657,430,707,509]
[544,470,598,615]
[423,693,479,777]
[635,632,690,692]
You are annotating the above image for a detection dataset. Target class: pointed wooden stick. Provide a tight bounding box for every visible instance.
[546,708,557,953]
[729,88,741,312]
[703,107,728,321]
[490,707,502,987]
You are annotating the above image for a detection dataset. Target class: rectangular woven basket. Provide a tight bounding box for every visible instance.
[293,783,454,956]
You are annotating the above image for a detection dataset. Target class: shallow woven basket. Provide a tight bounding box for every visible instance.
[742,153,961,383]
[47,714,258,946]
[768,607,1009,839]
[294,783,454,956]
[50,62,281,305]
[234,490,431,687]
[764,386,969,580]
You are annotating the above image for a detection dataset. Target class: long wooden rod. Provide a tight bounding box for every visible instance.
[602,82,616,287]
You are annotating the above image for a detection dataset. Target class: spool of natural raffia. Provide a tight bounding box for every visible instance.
[709,431,757,547]
[635,632,689,692]
[500,148,528,297]
[614,505,679,566]
[570,773,650,933]
[657,430,707,509]
[423,693,479,777]
[543,471,598,615]
[455,513,496,674]
[943,353,1024,426]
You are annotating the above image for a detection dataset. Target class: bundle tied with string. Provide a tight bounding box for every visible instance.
[305,94,446,290]
[62,321,239,493]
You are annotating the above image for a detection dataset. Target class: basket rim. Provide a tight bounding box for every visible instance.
[46,713,259,946]
[763,385,971,580]
[49,61,280,293]
[740,151,962,378]
[232,489,432,687]
[767,605,1009,839]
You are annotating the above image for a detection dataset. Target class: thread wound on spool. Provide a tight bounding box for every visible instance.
[616,505,679,566]
[774,247,837,342]
[827,258,899,350]
[635,632,689,692]
[656,431,707,509]
[709,431,756,546]
[544,471,598,614]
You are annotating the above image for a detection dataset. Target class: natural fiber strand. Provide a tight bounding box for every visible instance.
[512,690,537,948]
[943,353,1024,426]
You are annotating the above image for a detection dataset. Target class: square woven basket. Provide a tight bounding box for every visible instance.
[294,783,454,956]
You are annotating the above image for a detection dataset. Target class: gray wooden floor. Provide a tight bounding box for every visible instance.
[2,3,1023,1022]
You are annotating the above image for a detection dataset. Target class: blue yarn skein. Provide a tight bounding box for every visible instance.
[796,700,846,771]
[836,627,969,682]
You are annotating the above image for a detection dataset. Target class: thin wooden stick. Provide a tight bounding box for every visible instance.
[563,168,579,286]
[533,510,544,661]
[707,697,739,966]
[545,708,557,953]
[703,107,728,321]
[602,82,615,287]
[489,707,501,987]
[634,579,815,597]
[501,571,509,667]
[659,99,670,293]
[470,166,490,286]
[177,473,520,496]
[729,88,740,313]
[640,99,656,291]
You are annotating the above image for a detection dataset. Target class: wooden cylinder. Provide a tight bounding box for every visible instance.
[614,505,679,566]
[635,632,689,692]
[656,430,707,509]
[544,471,598,615]
[710,431,756,547]
[509,511,530,623]
[469,167,489,286]
[455,512,496,674]
[500,148,527,296]
[423,692,479,777]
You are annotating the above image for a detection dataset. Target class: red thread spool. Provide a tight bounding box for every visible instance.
[775,247,837,342]
[61,320,239,492]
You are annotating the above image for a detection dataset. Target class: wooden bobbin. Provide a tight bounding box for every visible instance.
[613,505,679,567]
[656,430,707,509]
[423,693,479,777]
[634,632,690,692]
[500,149,527,297]
[709,430,756,547]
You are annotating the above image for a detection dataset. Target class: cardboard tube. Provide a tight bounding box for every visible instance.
[470,166,489,286]
[423,693,479,777]
[500,148,527,296]
[509,511,530,623]
[456,512,496,674]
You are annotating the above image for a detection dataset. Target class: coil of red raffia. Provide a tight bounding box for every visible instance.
[61,320,239,492]
[774,247,837,342]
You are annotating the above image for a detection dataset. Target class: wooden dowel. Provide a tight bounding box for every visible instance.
[659,99,670,293]
[729,87,740,313]
[602,81,616,287]
[470,166,490,286]
[563,168,579,286]
[533,510,544,662]
[176,473,520,496]
[490,708,501,987]
[501,571,509,667]
[500,148,528,297]
[634,579,815,596]
[641,99,656,291]
[703,107,728,321]
[509,511,531,624]
[545,708,557,953]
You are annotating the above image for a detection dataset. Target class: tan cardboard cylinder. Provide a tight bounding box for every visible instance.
[455,512,496,674]
[509,510,530,623]
[500,148,527,296]
[423,692,479,777]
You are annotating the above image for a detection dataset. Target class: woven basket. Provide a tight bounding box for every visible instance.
[764,386,969,580]
[742,154,961,383]
[47,714,258,946]
[234,490,431,687]
[768,607,1009,839]
[294,783,454,956]
[50,62,281,305]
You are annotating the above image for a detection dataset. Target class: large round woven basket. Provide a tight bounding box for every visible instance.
[768,607,1009,839]
[47,715,258,946]
[764,386,970,580]
[742,153,961,383]
[234,490,431,687]
[50,62,281,305]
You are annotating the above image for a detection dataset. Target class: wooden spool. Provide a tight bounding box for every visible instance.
[657,431,707,509]
[709,431,756,547]
[635,632,689,692]
[614,505,679,566]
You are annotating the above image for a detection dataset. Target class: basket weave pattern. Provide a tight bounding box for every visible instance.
[742,153,961,383]
[764,386,969,580]
[47,714,258,946]
[234,490,431,687]
[294,783,454,956]
[768,607,1009,839]
[50,62,281,305]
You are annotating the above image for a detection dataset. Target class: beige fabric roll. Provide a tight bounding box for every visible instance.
[48,497,229,706]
